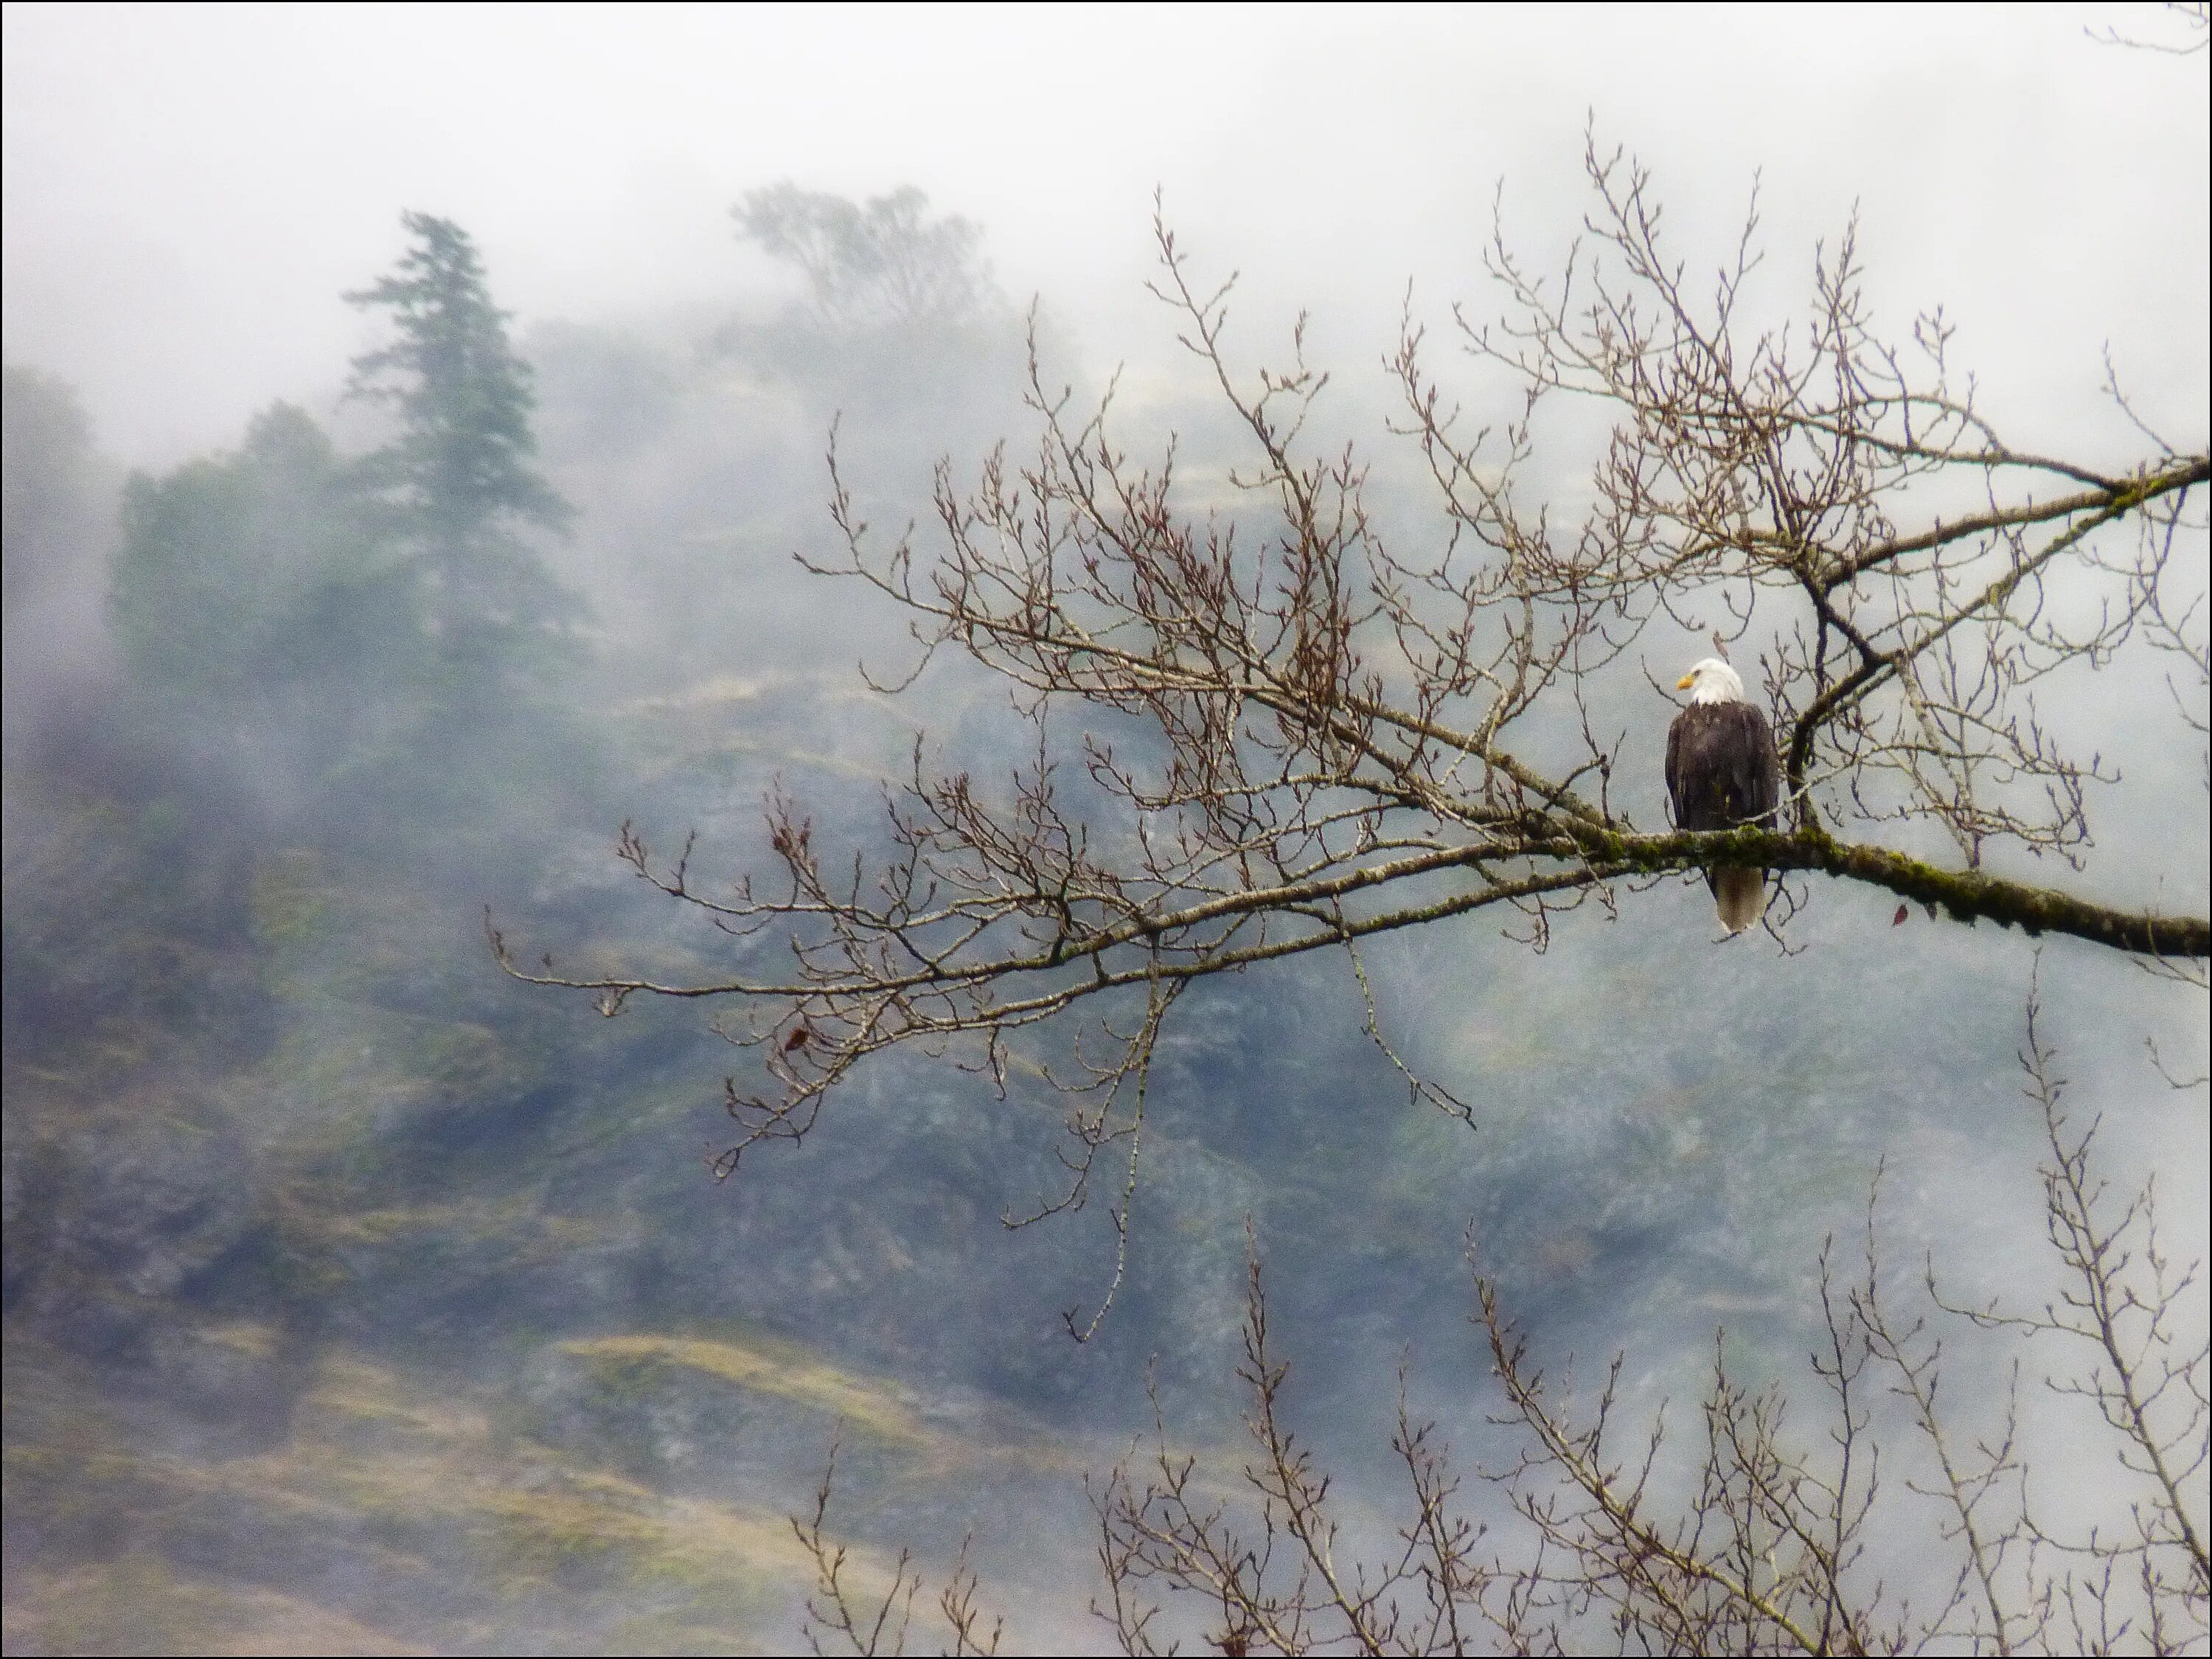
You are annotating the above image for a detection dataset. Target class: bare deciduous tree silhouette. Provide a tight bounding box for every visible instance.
[498,125,2207,1335]
[794,1438,1002,1658]
[1091,994,2206,1655]
[500,36,2205,1656]
[802,995,2204,1655]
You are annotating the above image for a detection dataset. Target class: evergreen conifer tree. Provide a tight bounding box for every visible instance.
[345,212,582,695]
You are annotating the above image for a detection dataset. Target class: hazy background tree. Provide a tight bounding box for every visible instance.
[717,181,1023,416]
[345,209,583,702]
[2,364,101,613]
[734,183,995,336]
[108,403,413,803]
[2,364,118,768]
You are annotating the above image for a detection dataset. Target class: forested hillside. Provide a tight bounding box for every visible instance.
[5,154,2205,1655]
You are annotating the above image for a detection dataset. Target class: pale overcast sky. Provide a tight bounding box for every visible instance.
[4,2,2206,466]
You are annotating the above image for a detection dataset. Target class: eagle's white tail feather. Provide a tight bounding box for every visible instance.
[1714,867,1767,934]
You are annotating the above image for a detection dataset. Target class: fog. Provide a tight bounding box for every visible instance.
[9,5,2206,464]
[5,5,2207,1654]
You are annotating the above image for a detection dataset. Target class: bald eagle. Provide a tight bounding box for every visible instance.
[1666,658,1781,934]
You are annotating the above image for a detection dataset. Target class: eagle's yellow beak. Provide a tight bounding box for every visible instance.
[1677,672,1697,690]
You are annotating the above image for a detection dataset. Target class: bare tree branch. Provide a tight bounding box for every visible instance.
[504,130,2208,1326]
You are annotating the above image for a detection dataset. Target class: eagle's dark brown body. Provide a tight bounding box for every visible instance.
[1666,697,1781,931]
[1666,700,1780,832]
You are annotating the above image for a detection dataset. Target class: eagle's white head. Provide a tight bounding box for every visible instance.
[1677,658,1747,706]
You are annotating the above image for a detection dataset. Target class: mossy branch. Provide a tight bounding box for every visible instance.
[1584,826,2211,958]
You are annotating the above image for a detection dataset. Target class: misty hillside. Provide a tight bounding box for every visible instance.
[5,14,2208,1652]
